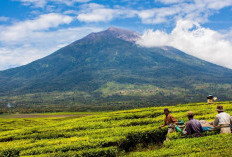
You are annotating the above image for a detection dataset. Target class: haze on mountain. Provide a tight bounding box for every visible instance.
[0,27,232,111]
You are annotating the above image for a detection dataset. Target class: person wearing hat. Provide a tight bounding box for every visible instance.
[207,95,214,104]
[159,108,178,133]
[209,105,232,134]
[185,111,203,137]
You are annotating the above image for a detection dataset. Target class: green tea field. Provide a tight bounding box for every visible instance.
[0,101,232,157]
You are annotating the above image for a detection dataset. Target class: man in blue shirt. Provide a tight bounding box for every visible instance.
[185,111,203,137]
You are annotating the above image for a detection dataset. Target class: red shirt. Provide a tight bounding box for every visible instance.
[164,114,177,125]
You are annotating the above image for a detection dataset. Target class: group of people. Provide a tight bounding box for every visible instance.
[159,105,232,137]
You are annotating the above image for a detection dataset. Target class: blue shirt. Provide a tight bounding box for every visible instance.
[186,118,203,136]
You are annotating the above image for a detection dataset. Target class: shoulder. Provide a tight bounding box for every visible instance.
[186,121,191,126]
[195,119,201,124]
[169,114,174,118]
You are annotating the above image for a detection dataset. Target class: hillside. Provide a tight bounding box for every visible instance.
[0,101,232,156]
[0,27,232,111]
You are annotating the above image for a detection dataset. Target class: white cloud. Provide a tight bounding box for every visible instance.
[137,6,181,24]
[16,0,47,8]
[137,20,232,69]
[0,46,45,70]
[75,0,232,25]
[51,0,91,6]
[0,13,73,42]
[15,0,232,25]
[0,16,10,22]
[195,0,232,10]
[77,4,116,22]
[0,26,103,71]
[77,3,137,22]
[64,10,79,15]
[15,0,91,8]
[0,13,103,70]
[14,0,232,25]
[138,0,232,24]
[155,0,188,4]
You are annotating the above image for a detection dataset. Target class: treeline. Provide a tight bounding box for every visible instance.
[1,83,232,114]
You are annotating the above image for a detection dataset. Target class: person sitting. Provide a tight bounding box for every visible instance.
[159,108,178,133]
[185,111,203,137]
[209,105,232,134]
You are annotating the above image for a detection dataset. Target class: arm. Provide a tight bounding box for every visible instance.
[159,117,167,128]
[200,124,203,133]
[213,117,219,126]
[209,117,219,126]
[185,122,192,135]
[160,124,166,127]
[211,117,219,126]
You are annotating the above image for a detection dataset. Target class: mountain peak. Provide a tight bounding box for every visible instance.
[105,27,141,42]
[107,26,120,31]
[84,27,141,43]
[106,27,133,33]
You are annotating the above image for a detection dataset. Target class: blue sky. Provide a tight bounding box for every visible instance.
[0,0,232,70]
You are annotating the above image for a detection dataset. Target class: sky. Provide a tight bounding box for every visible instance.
[0,0,232,70]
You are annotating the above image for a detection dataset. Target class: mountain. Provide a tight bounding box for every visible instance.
[0,27,232,111]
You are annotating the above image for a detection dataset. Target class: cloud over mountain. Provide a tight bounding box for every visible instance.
[137,20,232,69]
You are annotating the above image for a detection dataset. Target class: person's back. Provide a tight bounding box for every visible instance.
[185,111,203,137]
[215,112,231,125]
[210,105,232,134]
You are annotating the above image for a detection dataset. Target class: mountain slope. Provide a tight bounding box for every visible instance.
[0,27,232,109]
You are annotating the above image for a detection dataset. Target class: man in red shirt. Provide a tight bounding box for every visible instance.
[159,108,178,133]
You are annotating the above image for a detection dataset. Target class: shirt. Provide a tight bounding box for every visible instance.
[164,114,177,125]
[186,119,203,136]
[207,99,213,104]
[213,112,232,126]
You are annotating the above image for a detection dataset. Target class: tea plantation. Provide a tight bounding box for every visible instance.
[0,101,232,156]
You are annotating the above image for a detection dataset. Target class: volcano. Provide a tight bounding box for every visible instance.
[0,27,232,109]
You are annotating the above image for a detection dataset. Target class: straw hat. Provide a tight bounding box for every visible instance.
[216,105,224,112]
[187,111,194,116]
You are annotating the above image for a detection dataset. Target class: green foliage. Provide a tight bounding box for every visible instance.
[32,147,119,157]
[128,134,232,157]
[0,101,232,156]
[166,132,182,140]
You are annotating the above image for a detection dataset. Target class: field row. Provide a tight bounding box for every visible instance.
[0,102,232,156]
